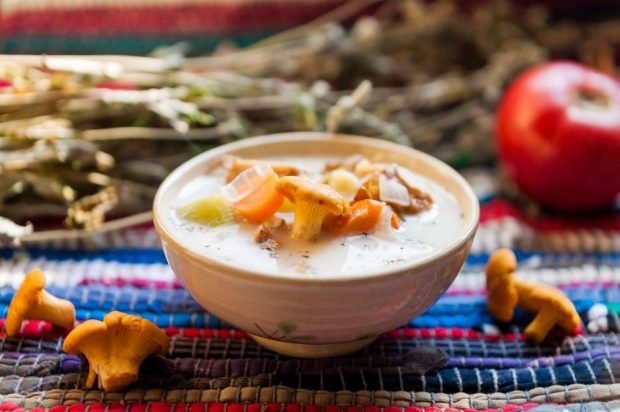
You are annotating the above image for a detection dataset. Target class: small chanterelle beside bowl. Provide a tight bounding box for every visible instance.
[153,132,479,358]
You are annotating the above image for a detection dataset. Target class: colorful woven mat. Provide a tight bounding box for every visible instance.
[2,0,617,55]
[0,0,347,55]
[1,171,620,412]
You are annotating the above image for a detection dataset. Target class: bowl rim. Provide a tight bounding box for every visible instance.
[153,132,479,285]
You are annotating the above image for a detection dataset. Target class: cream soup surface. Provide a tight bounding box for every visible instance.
[169,156,464,276]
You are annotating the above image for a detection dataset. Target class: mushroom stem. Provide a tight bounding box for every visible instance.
[5,269,75,337]
[524,308,560,343]
[98,363,140,392]
[30,290,76,330]
[485,249,518,322]
[86,367,98,388]
[291,201,330,241]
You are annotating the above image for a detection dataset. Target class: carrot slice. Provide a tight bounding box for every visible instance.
[390,211,401,229]
[347,199,384,233]
[225,166,284,222]
[333,199,399,234]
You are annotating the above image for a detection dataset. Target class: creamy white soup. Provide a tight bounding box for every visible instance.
[169,155,463,276]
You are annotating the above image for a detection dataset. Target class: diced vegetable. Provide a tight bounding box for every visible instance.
[325,169,362,201]
[395,166,428,192]
[374,202,401,238]
[176,193,234,226]
[379,174,410,207]
[394,167,433,213]
[222,165,284,222]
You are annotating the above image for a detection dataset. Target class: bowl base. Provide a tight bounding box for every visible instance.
[250,334,377,358]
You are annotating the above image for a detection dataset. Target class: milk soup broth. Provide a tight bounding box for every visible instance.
[169,155,464,276]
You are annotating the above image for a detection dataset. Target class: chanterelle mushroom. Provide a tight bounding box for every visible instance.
[277,176,350,241]
[486,249,580,343]
[63,311,169,392]
[5,269,75,337]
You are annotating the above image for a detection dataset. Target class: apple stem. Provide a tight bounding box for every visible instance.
[574,89,611,111]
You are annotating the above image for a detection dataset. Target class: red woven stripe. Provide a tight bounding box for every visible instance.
[129,404,148,412]
[0,319,552,342]
[0,403,24,411]
[479,200,521,223]
[3,2,345,35]
[385,327,525,341]
[480,200,620,231]
[390,327,583,341]
[164,327,249,339]
[0,319,66,339]
[0,319,248,340]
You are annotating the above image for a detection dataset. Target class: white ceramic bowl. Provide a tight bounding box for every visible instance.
[153,132,479,357]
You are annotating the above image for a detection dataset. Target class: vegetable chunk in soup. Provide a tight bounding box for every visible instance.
[170,155,463,276]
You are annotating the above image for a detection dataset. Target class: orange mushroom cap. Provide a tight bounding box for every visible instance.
[63,311,169,392]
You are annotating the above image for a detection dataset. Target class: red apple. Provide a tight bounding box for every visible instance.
[497,62,620,211]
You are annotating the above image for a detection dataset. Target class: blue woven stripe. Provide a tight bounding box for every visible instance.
[438,286,620,305]
[0,283,600,330]
[412,299,591,329]
[0,285,202,313]
[0,284,603,332]
[409,301,592,328]
[0,282,609,311]
[447,347,620,368]
[4,247,620,266]
[0,248,168,263]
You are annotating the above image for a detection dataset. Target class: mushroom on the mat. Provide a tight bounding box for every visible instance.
[5,268,75,337]
[63,311,170,392]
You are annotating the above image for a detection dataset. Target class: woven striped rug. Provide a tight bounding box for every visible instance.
[0,169,619,411]
[2,0,617,55]
[0,0,348,55]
